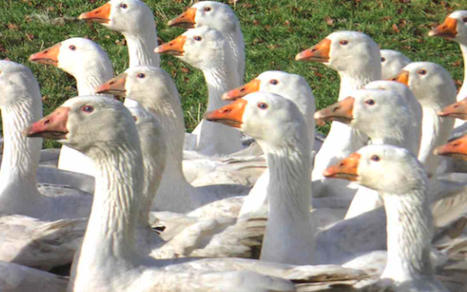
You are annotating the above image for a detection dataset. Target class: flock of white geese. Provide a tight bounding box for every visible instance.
[3,1,467,291]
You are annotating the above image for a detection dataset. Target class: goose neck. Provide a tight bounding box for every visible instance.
[225,29,245,81]
[0,99,42,187]
[381,188,434,282]
[123,28,160,68]
[203,66,240,111]
[459,43,467,99]
[338,70,379,100]
[81,142,143,263]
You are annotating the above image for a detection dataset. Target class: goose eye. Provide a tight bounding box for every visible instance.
[339,40,349,45]
[381,57,386,62]
[133,116,138,122]
[194,36,202,41]
[81,105,94,113]
[69,45,76,51]
[463,17,467,23]
[257,102,268,110]
[269,79,279,85]
[417,69,427,75]
[120,3,128,9]
[204,7,211,12]
[365,99,375,106]
[137,73,145,78]
[371,155,380,162]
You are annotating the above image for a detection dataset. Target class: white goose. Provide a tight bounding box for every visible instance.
[222,71,318,218]
[155,27,244,156]
[380,49,411,79]
[27,95,369,292]
[95,66,251,213]
[392,62,456,178]
[324,145,451,291]
[29,37,113,177]
[296,31,380,198]
[79,0,160,68]
[0,60,92,221]
[316,88,422,220]
[167,1,245,82]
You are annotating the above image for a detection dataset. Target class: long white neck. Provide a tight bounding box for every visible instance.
[338,69,380,100]
[74,59,114,96]
[381,189,434,282]
[0,96,44,214]
[418,107,454,178]
[260,136,316,265]
[196,67,243,156]
[225,27,245,82]
[139,90,199,212]
[78,142,142,269]
[123,28,160,68]
[458,43,467,100]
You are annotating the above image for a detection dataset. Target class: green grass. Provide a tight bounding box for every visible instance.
[1,0,467,148]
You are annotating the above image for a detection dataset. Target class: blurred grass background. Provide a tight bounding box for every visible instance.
[1,0,467,148]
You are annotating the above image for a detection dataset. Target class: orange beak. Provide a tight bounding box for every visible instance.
[434,135,467,160]
[314,96,354,125]
[95,73,127,96]
[323,153,360,181]
[29,43,61,66]
[25,107,70,140]
[79,3,111,24]
[437,98,467,120]
[390,70,410,85]
[429,17,458,39]
[167,8,197,28]
[295,38,331,62]
[154,35,187,56]
[204,99,247,129]
[222,79,261,100]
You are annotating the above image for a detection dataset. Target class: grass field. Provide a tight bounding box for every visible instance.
[1,0,467,148]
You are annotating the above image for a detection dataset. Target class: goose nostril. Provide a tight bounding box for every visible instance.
[95,10,101,14]
[332,106,340,112]
[220,108,231,114]
[454,105,458,108]
[339,163,345,167]
[311,48,317,53]
[110,81,115,85]
[240,88,245,92]
[44,119,51,125]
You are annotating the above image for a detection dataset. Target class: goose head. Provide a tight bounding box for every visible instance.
[380,49,411,79]
[324,144,426,194]
[429,11,467,44]
[155,27,227,70]
[437,98,467,120]
[315,89,410,140]
[79,0,154,34]
[391,62,456,106]
[222,70,314,120]
[364,80,413,98]
[26,96,138,155]
[168,1,239,33]
[435,134,467,160]
[29,38,111,77]
[205,92,306,149]
[295,31,381,75]
[0,60,41,108]
[95,65,177,105]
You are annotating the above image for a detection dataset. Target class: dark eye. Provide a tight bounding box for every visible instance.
[340,40,349,45]
[81,105,94,113]
[204,7,211,12]
[365,99,375,106]
[194,36,202,41]
[257,102,268,110]
[463,17,467,23]
[69,45,76,51]
[381,57,386,62]
[133,116,138,122]
[269,79,279,85]
[417,69,427,75]
[371,155,380,162]
[120,3,128,9]
[137,73,145,78]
